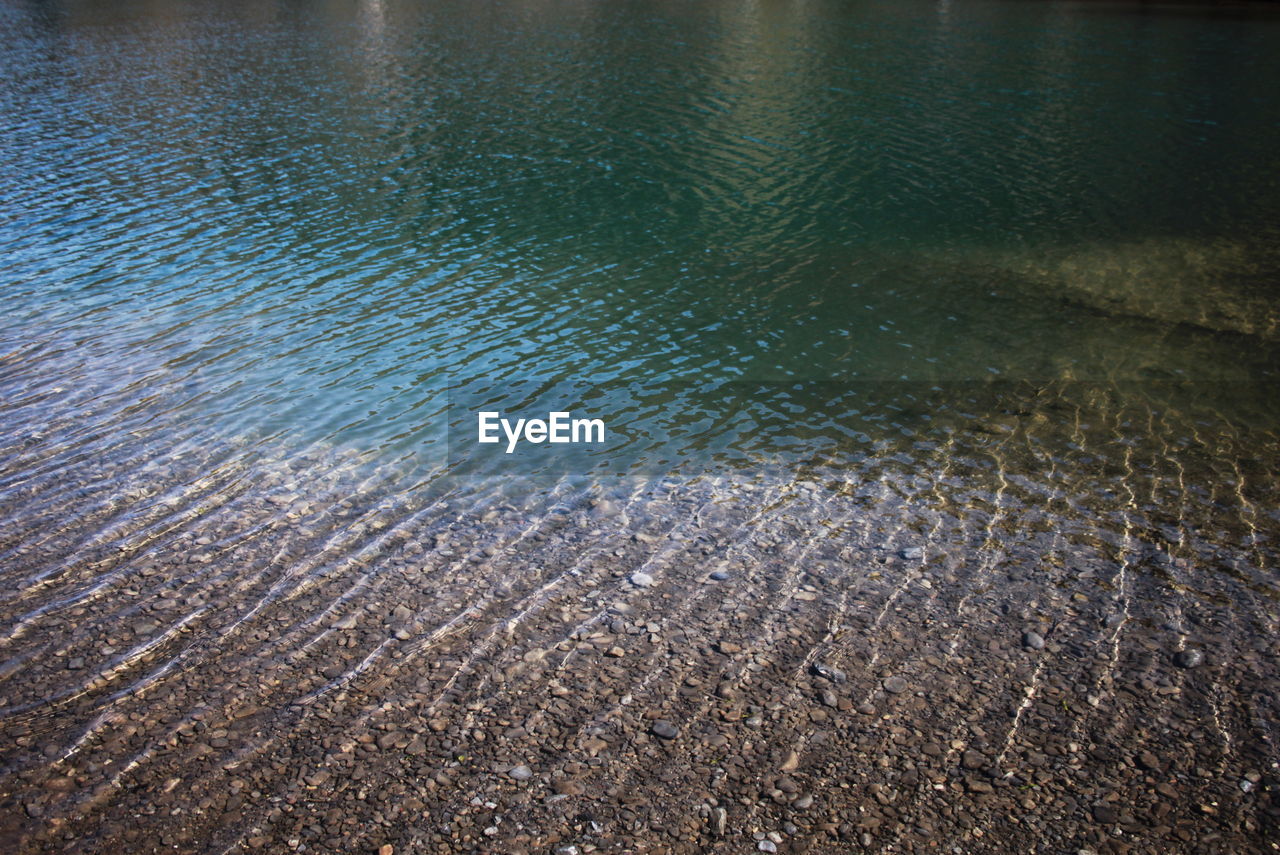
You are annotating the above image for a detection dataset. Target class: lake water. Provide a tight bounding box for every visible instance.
[1,1,1278,852]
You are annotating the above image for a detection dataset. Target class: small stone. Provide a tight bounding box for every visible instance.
[758,841,777,853]
[379,846,393,855]
[1136,751,1161,771]
[630,572,655,588]
[508,765,533,781]
[1022,631,1045,650]
[717,641,742,654]
[605,646,625,658]
[793,794,813,810]
[553,778,583,796]
[1092,804,1119,824]
[711,806,727,837]
[652,720,678,740]
[709,570,731,581]
[900,546,924,560]
[883,676,909,694]
[812,662,847,683]
[1174,648,1204,668]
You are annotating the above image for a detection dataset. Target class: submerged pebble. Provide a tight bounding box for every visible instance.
[1175,648,1205,668]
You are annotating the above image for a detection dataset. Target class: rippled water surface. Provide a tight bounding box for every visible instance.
[1,0,1279,852]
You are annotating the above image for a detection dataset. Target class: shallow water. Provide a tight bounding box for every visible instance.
[1,0,1279,852]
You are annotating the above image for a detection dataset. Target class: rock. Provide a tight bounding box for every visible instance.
[961,750,986,770]
[717,641,742,654]
[758,841,777,853]
[711,806,727,837]
[1136,751,1162,771]
[652,720,678,740]
[882,676,909,694]
[508,765,533,781]
[900,547,924,560]
[553,778,583,796]
[1092,804,1119,824]
[793,794,813,810]
[630,572,655,587]
[811,662,847,683]
[1022,631,1045,650]
[709,570,731,581]
[1174,648,1204,668]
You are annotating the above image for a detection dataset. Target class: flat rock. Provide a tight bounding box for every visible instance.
[652,720,679,740]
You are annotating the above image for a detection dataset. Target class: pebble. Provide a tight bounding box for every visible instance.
[758,841,777,853]
[711,806,727,837]
[652,720,679,740]
[709,570,731,581]
[1174,648,1204,668]
[883,676,909,694]
[508,765,533,781]
[900,546,924,560]
[1022,631,1045,650]
[812,662,847,683]
[630,571,655,587]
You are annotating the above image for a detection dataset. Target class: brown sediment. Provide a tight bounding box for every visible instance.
[0,381,1277,854]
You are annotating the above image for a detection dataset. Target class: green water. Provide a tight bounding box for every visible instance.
[1,0,1279,470]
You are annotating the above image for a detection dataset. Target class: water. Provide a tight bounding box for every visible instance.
[1,1,1279,852]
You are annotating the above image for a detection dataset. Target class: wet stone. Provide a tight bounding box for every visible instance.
[652,720,679,740]
[1092,804,1120,824]
[1174,648,1204,668]
[883,676,909,694]
[812,662,847,683]
[1022,631,1045,650]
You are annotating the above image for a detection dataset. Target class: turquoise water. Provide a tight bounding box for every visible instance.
[2,0,1279,476]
